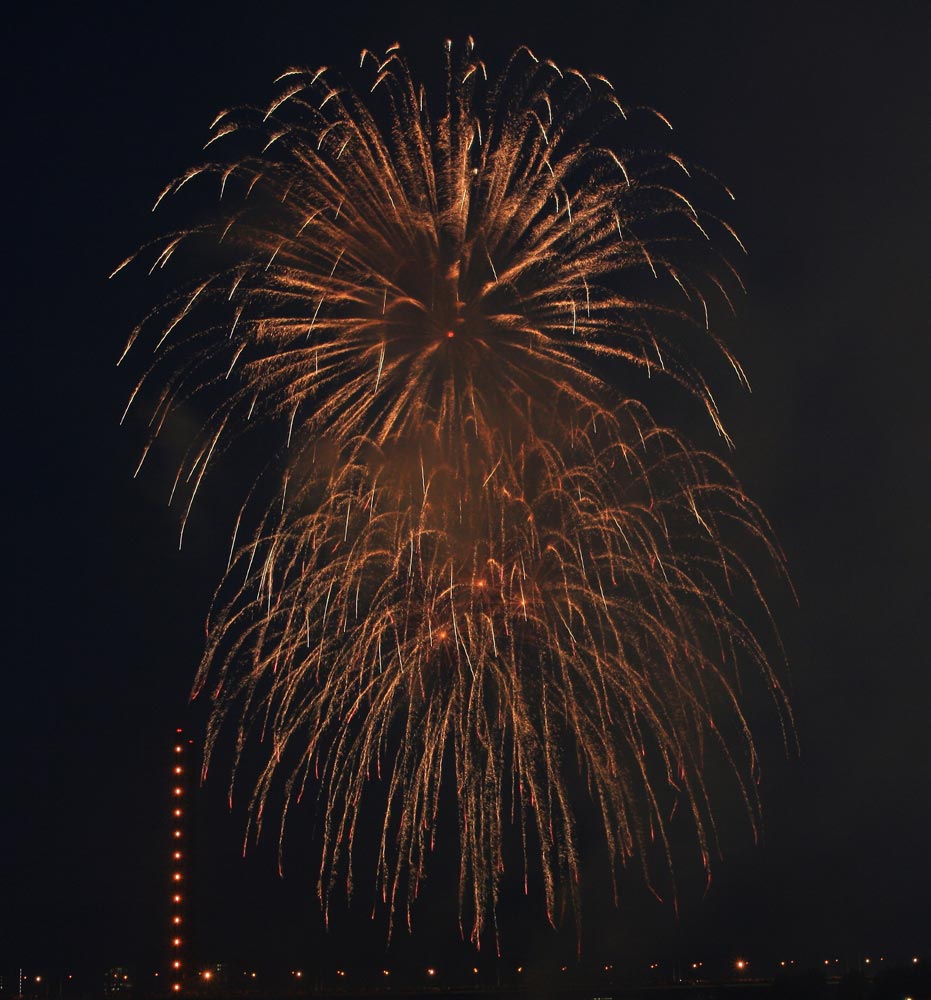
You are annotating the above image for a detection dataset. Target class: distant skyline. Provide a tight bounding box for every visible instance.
[5,0,929,977]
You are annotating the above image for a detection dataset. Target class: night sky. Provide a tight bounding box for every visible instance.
[5,0,930,983]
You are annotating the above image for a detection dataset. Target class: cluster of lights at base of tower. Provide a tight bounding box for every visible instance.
[169,729,189,994]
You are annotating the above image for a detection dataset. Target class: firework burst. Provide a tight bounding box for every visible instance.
[116,40,789,945]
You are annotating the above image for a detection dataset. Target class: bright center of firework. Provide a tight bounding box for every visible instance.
[377,239,477,351]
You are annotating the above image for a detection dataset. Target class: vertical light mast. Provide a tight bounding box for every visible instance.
[168,729,191,994]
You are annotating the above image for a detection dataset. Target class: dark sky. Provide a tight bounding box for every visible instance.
[5,0,930,983]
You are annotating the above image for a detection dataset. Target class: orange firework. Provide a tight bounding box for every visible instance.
[116,41,789,945]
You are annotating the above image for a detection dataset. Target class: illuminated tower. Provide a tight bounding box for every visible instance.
[168,728,192,994]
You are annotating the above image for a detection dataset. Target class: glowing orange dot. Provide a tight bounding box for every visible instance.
[173,851,182,860]
[172,962,181,970]
[174,766,183,774]
[446,330,454,338]
[174,787,183,796]
[173,894,182,903]
[173,873,182,881]
[174,809,182,817]
[175,746,183,753]
[173,916,182,925]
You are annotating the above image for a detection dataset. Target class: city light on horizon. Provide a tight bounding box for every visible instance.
[6,949,929,999]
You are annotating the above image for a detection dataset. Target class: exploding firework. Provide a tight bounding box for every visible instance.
[116,41,789,945]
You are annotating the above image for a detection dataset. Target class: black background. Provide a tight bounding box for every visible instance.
[4,0,930,982]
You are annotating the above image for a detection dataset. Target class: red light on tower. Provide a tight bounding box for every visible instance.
[168,729,192,994]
